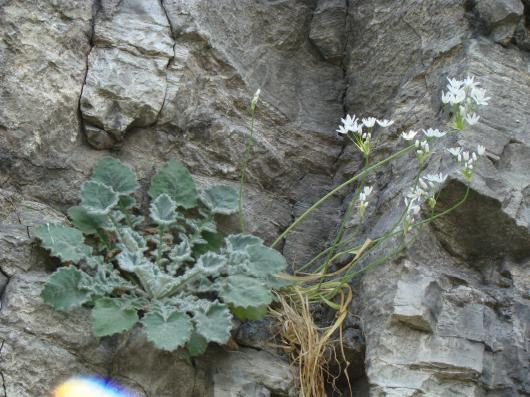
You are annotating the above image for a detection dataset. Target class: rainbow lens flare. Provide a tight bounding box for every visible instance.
[53,376,133,397]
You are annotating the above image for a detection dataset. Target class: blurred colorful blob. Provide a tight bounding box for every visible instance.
[53,376,133,397]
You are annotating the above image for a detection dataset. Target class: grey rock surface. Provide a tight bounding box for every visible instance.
[1,0,529,396]
[309,0,348,62]
[475,0,524,44]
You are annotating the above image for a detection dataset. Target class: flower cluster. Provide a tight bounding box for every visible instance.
[448,145,485,181]
[403,173,448,232]
[357,185,373,219]
[337,115,394,157]
[334,76,489,237]
[442,76,490,130]
[401,128,447,164]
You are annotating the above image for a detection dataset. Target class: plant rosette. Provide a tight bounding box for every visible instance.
[35,157,287,356]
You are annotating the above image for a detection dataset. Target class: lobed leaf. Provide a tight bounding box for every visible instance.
[193,303,232,344]
[200,185,239,215]
[245,244,287,277]
[80,180,119,215]
[150,193,177,226]
[67,206,111,235]
[141,311,192,351]
[41,267,92,311]
[148,160,198,209]
[218,275,273,309]
[196,252,226,275]
[225,234,263,251]
[90,297,138,337]
[92,157,139,195]
[117,195,136,210]
[34,223,92,263]
[186,333,208,357]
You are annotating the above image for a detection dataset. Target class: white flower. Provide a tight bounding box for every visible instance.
[362,117,377,128]
[251,88,261,110]
[441,91,452,104]
[463,75,480,90]
[341,114,357,130]
[447,77,464,90]
[401,130,418,141]
[448,147,463,157]
[336,125,349,135]
[357,185,373,218]
[470,87,490,106]
[377,119,394,128]
[407,187,426,202]
[338,114,363,134]
[423,128,446,138]
[424,173,447,184]
[464,113,480,125]
[477,145,486,156]
[450,89,466,104]
[416,140,430,155]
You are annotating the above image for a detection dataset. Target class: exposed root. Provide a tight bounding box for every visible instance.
[270,286,352,397]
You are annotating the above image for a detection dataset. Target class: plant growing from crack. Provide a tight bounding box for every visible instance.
[267,76,490,395]
[35,158,287,355]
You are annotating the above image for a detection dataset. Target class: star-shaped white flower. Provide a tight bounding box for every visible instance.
[336,125,349,135]
[448,147,462,157]
[424,173,447,184]
[447,77,464,90]
[470,88,490,106]
[377,119,394,128]
[401,130,418,141]
[463,75,480,90]
[362,117,377,128]
[423,128,446,138]
[477,145,486,156]
[464,113,480,125]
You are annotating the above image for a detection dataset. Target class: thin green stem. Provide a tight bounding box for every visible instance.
[156,225,165,266]
[271,144,416,248]
[238,108,256,233]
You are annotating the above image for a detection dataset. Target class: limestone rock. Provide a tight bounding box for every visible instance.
[475,0,525,44]
[197,347,296,397]
[309,0,348,62]
[80,0,174,148]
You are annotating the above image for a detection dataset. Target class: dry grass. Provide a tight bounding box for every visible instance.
[270,286,353,397]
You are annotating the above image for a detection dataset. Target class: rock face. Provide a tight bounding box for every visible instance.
[1,1,529,397]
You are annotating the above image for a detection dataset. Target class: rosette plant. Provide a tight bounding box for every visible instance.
[35,158,287,355]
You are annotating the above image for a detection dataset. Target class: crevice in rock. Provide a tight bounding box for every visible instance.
[0,339,7,397]
[148,0,176,127]
[77,0,104,147]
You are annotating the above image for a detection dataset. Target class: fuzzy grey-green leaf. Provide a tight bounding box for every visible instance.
[148,160,197,209]
[141,311,192,351]
[90,298,138,337]
[80,180,119,215]
[92,157,139,195]
[193,303,232,344]
[34,223,92,262]
[200,185,239,215]
[68,206,111,235]
[218,275,273,309]
[225,234,263,251]
[150,193,177,225]
[196,252,226,275]
[186,333,208,357]
[41,267,92,311]
[245,244,287,277]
